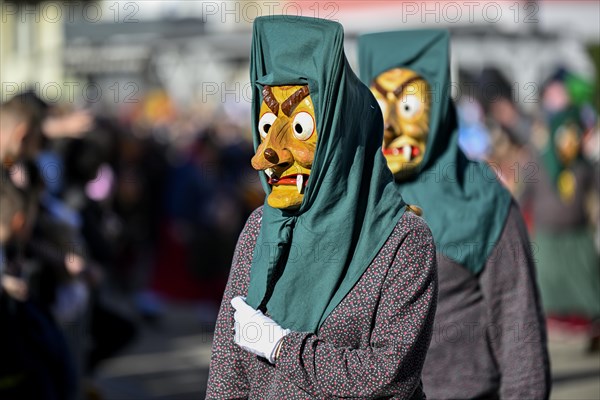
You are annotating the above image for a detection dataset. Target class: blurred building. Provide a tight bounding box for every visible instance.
[1,1,598,112]
[1,1,67,96]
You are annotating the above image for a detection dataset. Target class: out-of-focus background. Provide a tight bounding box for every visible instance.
[0,1,598,399]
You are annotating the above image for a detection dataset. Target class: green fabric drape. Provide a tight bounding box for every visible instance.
[535,228,600,317]
[358,29,511,274]
[245,16,406,333]
[541,107,584,186]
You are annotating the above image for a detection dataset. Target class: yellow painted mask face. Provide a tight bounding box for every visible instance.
[251,85,318,210]
[370,68,430,178]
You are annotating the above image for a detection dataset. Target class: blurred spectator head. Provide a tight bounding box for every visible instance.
[477,67,513,110]
[476,67,531,146]
[0,91,48,163]
[1,97,30,163]
[542,69,571,114]
[541,68,594,114]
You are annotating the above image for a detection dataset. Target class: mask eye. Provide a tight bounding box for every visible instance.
[258,112,277,139]
[292,112,315,141]
[397,94,422,119]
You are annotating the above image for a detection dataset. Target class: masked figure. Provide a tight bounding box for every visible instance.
[207,17,437,399]
[524,104,600,333]
[359,30,550,399]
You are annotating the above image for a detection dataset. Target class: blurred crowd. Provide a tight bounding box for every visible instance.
[0,87,262,399]
[0,65,598,399]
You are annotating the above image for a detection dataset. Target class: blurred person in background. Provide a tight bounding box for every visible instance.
[455,70,492,162]
[1,177,27,300]
[358,29,550,399]
[6,93,94,399]
[56,116,139,383]
[1,91,139,399]
[1,95,78,400]
[520,70,600,351]
[0,92,50,309]
[113,127,166,318]
[475,67,536,199]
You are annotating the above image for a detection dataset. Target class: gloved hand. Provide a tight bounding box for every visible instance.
[231,296,291,364]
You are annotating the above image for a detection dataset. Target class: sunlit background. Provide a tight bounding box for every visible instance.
[1,1,599,399]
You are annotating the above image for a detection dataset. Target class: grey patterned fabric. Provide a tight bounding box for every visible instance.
[421,201,551,399]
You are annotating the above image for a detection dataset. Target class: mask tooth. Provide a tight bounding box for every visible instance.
[296,174,304,194]
[265,168,273,178]
[403,145,412,161]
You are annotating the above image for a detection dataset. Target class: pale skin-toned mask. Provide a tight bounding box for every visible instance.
[370,68,430,178]
[251,85,317,210]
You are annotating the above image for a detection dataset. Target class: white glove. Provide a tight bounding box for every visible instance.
[231,296,291,364]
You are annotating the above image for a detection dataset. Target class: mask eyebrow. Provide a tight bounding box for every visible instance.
[262,85,280,115]
[281,86,310,117]
[372,80,388,97]
[393,76,423,98]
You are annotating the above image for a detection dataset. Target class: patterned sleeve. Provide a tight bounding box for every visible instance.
[275,215,438,398]
[206,208,262,400]
[480,201,551,399]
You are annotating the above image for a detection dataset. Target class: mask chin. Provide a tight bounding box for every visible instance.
[267,186,304,210]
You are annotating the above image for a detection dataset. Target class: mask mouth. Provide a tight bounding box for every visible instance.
[268,173,310,194]
[383,144,421,162]
[383,135,425,163]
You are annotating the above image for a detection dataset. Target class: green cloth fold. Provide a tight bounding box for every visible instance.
[246,16,406,333]
[358,29,511,274]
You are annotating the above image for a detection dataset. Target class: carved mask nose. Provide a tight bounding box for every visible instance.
[264,148,279,164]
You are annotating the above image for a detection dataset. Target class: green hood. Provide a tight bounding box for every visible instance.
[245,16,406,333]
[358,29,511,274]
